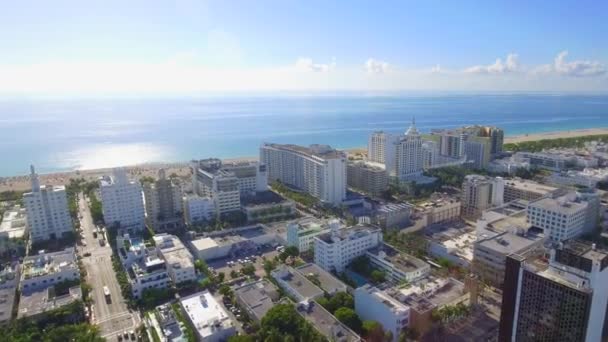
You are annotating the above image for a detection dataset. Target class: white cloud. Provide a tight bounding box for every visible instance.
[295,57,336,72]
[430,64,442,74]
[554,51,605,77]
[365,58,390,74]
[465,53,519,74]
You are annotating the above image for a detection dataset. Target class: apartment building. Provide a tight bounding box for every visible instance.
[314,224,382,273]
[499,240,608,342]
[461,175,504,219]
[366,243,431,282]
[143,169,183,232]
[100,168,145,230]
[394,119,424,181]
[180,291,236,342]
[527,194,588,242]
[347,160,388,196]
[153,234,196,285]
[420,196,461,226]
[260,143,346,206]
[374,203,412,230]
[20,248,79,293]
[183,194,216,225]
[191,159,242,216]
[355,285,410,342]
[368,131,400,172]
[502,178,558,203]
[286,217,335,253]
[23,165,72,242]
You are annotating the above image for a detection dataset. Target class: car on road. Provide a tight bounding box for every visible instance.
[83,252,91,257]
[99,239,106,246]
[93,231,98,238]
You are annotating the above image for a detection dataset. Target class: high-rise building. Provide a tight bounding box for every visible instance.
[347,160,388,195]
[461,175,504,219]
[143,169,183,232]
[100,168,145,230]
[394,119,424,180]
[260,143,346,206]
[368,131,400,173]
[23,165,73,242]
[426,125,503,169]
[499,240,608,342]
[191,159,267,216]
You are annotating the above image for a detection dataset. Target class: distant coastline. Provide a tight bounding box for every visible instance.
[1,127,607,193]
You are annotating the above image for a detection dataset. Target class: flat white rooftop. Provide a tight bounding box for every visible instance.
[180,290,235,339]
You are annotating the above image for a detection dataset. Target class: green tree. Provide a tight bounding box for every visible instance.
[334,307,362,333]
[241,264,256,277]
[320,292,354,313]
[228,335,257,342]
[259,304,324,342]
[362,320,385,342]
[230,270,239,279]
[370,270,386,284]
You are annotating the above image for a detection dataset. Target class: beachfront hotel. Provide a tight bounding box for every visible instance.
[23,165,73,242]
[260,143,346,206]
[100,168,146,230]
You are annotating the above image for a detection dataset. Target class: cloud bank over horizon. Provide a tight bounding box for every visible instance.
[0,51,606,95]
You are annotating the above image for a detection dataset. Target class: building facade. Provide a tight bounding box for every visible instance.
[499,241,608,342]
[347,161,388,196]
[261,143,347,206]
[183,195,216,225]
[314,224,382,273]
[503,178,557,203]
[461,175,504,219]
[527,194,588,242]
[143,169,183,232]
[286,217,334,252]
[100,168,145,230]
[394,119,424,180]
[355,285,410,342]
[23,166,72,242]
[368,131,400,173]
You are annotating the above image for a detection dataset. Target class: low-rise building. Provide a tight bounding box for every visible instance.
[149,303,188,342]
[474,226,545,288]
[17,285,82,320]
[296,300,362,342]
[527,193,590,242]
[374,203,412,230]
[154,234,196,285]
[241,191,296,223]
[271,265,324,301]
[179,290,236,342]
[549,168,608,188]
[425,224,476,267]
[314,224,383,273]
[183,195,216,225]
[190,224,282,261]
[366,243,431,283]
[347,160,388,196]
[286,217,334,253]
[0,287,16,325]
[355,284,410,342]
[0,205,27,239]
[128,252,170,299]
[20,248,79,293]
[503,178,558,203]
[386,276,471,335]
[295,263,348,295]
[233,279,280,323]
[419,195,461,226]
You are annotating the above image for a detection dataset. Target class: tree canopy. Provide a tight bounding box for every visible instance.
[259,304,325,342]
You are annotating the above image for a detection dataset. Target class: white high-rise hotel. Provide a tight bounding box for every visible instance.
[23,165,73,242]
[100,168,145,230]
[261,143,346,206]
[368,118,424,181]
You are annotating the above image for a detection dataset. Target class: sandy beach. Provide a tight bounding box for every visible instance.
[504,127,608,144]
[1,127,607,193]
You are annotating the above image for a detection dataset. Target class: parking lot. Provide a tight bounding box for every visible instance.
[207,244,283,279]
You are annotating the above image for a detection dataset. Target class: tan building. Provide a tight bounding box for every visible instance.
[503,178,557,203]
[462,175,504,219]
[347,160,388,195]
[421,196,461,226]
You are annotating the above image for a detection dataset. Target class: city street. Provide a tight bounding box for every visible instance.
[77,193,140,340]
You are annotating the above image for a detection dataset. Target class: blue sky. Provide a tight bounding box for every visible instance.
[1,0,607,93]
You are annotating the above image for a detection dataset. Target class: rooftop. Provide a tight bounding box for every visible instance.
[295,263,348,294]
[376,202,413,214]
[180,290,235,339]
[0,205,27,239]
[316,225,381,244]
[18,286,82,319]
[272,265,324,300]
[503,178,558,194]
[234,280,279,321]
[476,228,544,256]
[389,277,467,312]
[262,143,346,160]
[22,248,77,280]
[367,243,429,273]
[348,160,386,171]
[296,300,361,342]
[529,197,587,214]
[0,287,16,323]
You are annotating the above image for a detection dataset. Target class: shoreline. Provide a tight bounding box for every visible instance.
[1,127,607,193]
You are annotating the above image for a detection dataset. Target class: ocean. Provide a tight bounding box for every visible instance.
[1,93,607,177]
